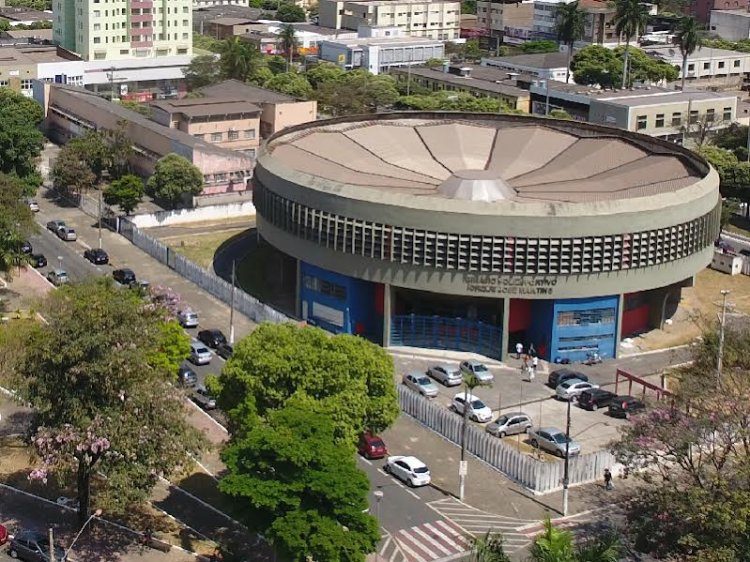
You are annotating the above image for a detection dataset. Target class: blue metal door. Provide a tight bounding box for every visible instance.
[390,314,502,359]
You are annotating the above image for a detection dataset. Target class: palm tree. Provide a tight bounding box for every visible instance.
[528,516,622,562]
[613,0,649,88]
[278,24,299,73]
[219,37,257,81]
[674,16,703,91]
[556,1,585,84]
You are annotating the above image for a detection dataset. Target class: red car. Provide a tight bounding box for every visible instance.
[0,522,8,545]
[358,433,387,460]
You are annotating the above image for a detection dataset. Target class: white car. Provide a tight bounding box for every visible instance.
[451,392,493,423]
[178,309,199,328]
[556,379,599,401]
[384,455,431,487]
[189,342,212,365]
[427,364,463,387]
[460,360,494,383]
[402,372,438,397]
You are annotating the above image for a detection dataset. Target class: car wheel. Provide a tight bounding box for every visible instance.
[556,449,564,458]
[407,478,415,488]
[9,549,18,559]
[591,403,598,411]
[498,431,506,438]
[531,439,539,449]
[471,414,478,422]
[383,464,390,473]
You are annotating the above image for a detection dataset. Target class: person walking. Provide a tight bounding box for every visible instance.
[516,342,523,359]
[604,468,613,490]
[531,355,538,380]
[528,343,537,357]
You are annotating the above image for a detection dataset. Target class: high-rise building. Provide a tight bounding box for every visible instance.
[53,0,193,61]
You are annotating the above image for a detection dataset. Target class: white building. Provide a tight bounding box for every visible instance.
[318,26,444,74]
[646,45,750,83]
[482,51,571,82]
[192,0,249,8]
[318,0,461,40]
[710,9,750,41]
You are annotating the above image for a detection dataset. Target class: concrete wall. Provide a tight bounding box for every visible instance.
[710,9,750,39]
[262,100,317,138]
[130,201,256,227]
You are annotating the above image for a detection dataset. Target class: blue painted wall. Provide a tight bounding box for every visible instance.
[551,296,619,362]
[299,262,379,340]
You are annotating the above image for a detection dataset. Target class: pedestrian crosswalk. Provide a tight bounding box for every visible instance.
[378,519,471,562]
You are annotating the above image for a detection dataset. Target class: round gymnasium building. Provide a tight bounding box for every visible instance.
[252,113,720,362]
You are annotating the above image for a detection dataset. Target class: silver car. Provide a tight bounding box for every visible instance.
[178,309,199,328]
[485,412,533,438]
[555,379,599,401]
[57,226,77,241]
[527,427,581,458]
[427,364,463,386]
[189,342,212,365]
[47,269,69,286]
[402,372,438,398]
[460,360,494,383]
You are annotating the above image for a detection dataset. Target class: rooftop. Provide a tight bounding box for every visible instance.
[0,7,52,21]
[324,35,445,46]
[645,45,750,60]
[535,80,738,104]
[290,23,347,35]
[265,115,703,204]
[711,8,750,16]
[210,17,255,25]
[198,79,300,103]
[0,45,70,65]
[392,64,531,98]
[483,51,569,69]
[151,97,261,117]
[1,28,53,40]
[338,0,460,5]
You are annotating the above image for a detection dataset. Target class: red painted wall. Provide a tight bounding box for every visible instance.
[374,283,384,316]
[622,293,650,337]
[509,299,532,332]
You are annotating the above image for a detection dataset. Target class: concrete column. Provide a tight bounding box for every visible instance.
[382,283,392,347]
[614,293,625,359]
[500,297,510,362]
[295,258,301,318]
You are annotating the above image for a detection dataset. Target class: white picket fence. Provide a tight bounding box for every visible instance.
[398,386,615,494]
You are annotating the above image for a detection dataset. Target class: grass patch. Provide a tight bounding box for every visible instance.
[163,228,248,269]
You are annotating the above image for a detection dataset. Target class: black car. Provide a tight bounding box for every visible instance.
[84,247,109,265]
[197,329,227,349]
[547,368,589,389]
[177,365,198,387]
[8,529,67,561]
[112,268,136,286]
[216,343,234,359]
[30,253,47,268]
[20,241,32,254]
[608,396,646,419]
[578,388,617,411]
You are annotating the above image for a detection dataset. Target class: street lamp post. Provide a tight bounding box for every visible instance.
[717,289,731,385]
[57,255,63,271]
[62,509,102,560]
[562,397,571,516]
[459,382,469,501]
[229,260,237,344]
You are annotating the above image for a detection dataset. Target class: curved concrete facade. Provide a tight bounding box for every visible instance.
[254,113,721,360]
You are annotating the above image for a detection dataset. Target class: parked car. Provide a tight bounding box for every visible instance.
[608,396,646,419]
[556,379,599,401]
[56,226,77,241]
[84,248,109,264]
[485,412,533,438]
[112,268,136,286]
[178,309,199,328]
[192,385,217,410]
[177,365,198,387]
[358,433,387,459]
[46,219,65,232]
[451,392,493,423]
[216,343,234,360]
[8,529,67,561]
[578,388,617,411]
[527,427,581,458]
[402,372,438,398]
[26,199,39,212]
[459,360,494,383]
[189,342,212,365]
[46,269,69,286]
[30,253,46,268]
[20,241,32,254]
[384,455,431,487]
[547,368,588,389]
[0,522,8,545]
[198,329,227,348]
[427,364,463,386]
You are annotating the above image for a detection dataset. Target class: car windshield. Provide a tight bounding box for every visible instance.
[370,439,385,448]
[552,433,570,444]
[196,347,209,354]
[473,364,488,372]
[417,377,431,385]
[495,416,508,425]
[471,399,487,409]
[413,466,429,474]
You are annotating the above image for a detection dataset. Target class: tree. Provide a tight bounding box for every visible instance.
[520,40,560,54]
[103,174,144,215]
[276,3,306,22]
[105,121,134,179]
[183,54,222,90]
[462,0,477,14]
[549,109,573,119]
[614,326,750,561]
[571,44,677,87]
[193,33,223,53]
[216,323,399,443]
[264,71,313,98]
[0,174,36,276]
[118,99,152,118]
[464,39,484,61]
[50,142,97,201]
[315,70,399,116]
[219,37,261,81]
[6,279,204,525]
[146,153,204,209]
[556,2,585,83]
[249,66,275,86]
[69,130,112,182]
[397,91,517,113]
[675,16,703,91]
[278,24,299,72]
[0,89,45,184]
[713,123,749,161]
[528,517,621,562]
[467,531,512,562]
[305,62,346,88]
[613,0,649,88]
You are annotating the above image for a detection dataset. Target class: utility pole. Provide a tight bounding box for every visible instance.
[229,260,237,344]
[459,383,469,501]
[406,50,413,97]
[545,79,550,116]
[97,189,103,250]
[108,67,116,101]
[717,289,731,385]
[49,527,55,562]
[562,397,571,516]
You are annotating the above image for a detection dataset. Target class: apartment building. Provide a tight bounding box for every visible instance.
[150,97,261,158]
[319,34,444,74]
[0,45,84,96]
[53,0,193,61]
[475,0,533,43]
[318,0,461,40]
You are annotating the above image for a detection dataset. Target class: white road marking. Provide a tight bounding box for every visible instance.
[422,522,464,551]
[434,521,471,548]
[379,534,393,555]
[360,457,373,466]
[397,530,433,561]
[410,525,452,556]
[406,488,421,499]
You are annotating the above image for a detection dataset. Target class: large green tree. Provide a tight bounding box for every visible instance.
[220,37,261,81]
[103,174,144,215]
[264,71,313,98]
[397,91,517,113]
[0,89,45,188]
[183,54,223,91]
[571,44,678,87]
[220,400,380,562]
[50,142,98,201]
[0,174,37,275]
[675,16,703,91]
[612,0,650,88]
[278,24,299,71]
[314,70,399,116]
[556,2,585,83]
[276,3,306,22]
[216,323,399,443]
[305,62,346,88]
[146,153,204,209]
[5,279,202,526]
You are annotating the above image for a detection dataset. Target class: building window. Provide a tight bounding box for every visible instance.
[177,48,188,54]
[211,132,222,142]
[690,109,699,124]
[228,130,239,141]
[672,112,682,126]
[245,148,256,158]
[735,60,741,67]
[0,80,8,87]
[93,9,100,16]
[718,61,725,69]
[243,129,256,139]
[724,106,732,121]
[20,79,32,90]
[93,36,101,43]
[706,108,715,121]
[636,115,647,130]
[193,133,205,140]
[655,113,664,128]
[703,62,710,70]
[93,23,100,30]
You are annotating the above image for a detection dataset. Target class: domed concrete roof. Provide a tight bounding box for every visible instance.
[438,170,517,202]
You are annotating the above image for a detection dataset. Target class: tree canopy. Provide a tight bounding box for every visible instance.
[571,45,679,87]
[183,54,223,90]
[276,3,306,22]
[215,323,399,443]
[520,40,559,54]
[146,153,204,209]
[314,70,400,115]
[0,174,37,275]
[0,88,45,191]
[103,174,145,215]
[264,71,313,98]
[397,91,518,113]
[4,279,203,524]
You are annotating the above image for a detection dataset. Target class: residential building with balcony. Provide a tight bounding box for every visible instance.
[53,0,193,61]
[318,0,461,40]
